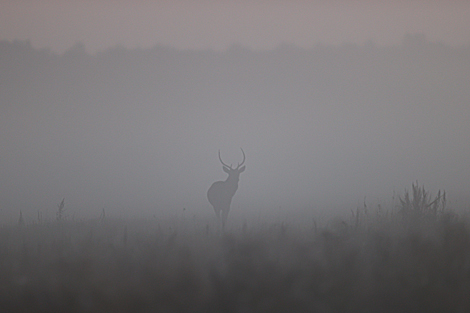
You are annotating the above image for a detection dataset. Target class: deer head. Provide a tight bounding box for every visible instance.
[219,148,246,181]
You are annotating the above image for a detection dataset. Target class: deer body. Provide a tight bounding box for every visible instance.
[207,149,245,229]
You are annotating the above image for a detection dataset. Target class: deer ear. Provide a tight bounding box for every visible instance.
[238,166,245,173]
[223,166,230,173]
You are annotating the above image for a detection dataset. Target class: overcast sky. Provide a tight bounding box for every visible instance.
[1,1,470,54]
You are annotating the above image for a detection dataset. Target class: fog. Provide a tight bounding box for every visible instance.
[2,1,470,53]
[1,36,469,222]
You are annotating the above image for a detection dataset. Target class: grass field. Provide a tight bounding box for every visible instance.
[1,196,470,313]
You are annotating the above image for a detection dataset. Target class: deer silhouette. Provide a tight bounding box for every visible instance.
[207,149,245,229]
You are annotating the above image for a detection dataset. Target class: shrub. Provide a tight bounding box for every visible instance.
[398,182,446,222]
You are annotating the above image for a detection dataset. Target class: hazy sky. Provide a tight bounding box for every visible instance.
[1,1,470,223]
[1,1,470,54]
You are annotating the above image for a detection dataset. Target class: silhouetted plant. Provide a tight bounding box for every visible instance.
[398,182,446,222]
[99,207,106,223]
[56,198,65,221]
[18,210,24,227]
[37,210,42,224]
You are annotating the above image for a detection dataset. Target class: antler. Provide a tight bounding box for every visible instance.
[219,148,246,170]
[218,150,232,169]
[236,148,246,170]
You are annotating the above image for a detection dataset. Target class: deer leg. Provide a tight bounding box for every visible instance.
[221,209,229,230]
[214,207,220,219]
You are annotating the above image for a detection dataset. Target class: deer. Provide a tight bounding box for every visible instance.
[207,148,246,230]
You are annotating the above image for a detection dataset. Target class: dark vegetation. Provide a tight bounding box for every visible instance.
[1,185,469,312]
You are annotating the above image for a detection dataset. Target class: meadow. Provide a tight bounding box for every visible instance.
[1,185,469,313]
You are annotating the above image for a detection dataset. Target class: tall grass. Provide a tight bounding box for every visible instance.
[1,189,469,312]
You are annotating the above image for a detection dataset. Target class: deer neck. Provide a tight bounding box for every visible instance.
[225,175,239,189]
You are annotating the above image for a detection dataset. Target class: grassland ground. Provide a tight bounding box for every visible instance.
[0,210,469,313]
